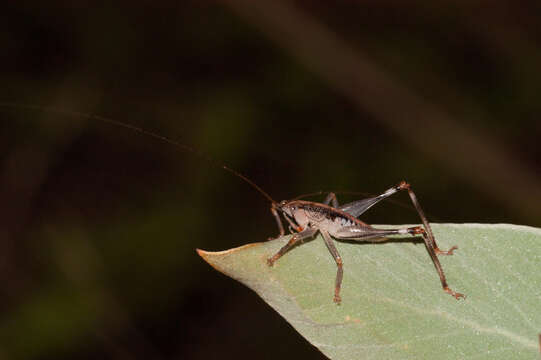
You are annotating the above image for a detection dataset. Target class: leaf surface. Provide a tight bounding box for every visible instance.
[197,224,541,359]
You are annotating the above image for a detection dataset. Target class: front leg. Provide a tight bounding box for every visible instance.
[268,206,285,240]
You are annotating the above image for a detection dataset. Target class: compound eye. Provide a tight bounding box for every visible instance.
[279,200,288,206]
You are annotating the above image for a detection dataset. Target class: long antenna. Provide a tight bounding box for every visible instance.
[0,102,277,205]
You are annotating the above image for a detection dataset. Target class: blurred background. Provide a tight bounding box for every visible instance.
[1,1,541,359]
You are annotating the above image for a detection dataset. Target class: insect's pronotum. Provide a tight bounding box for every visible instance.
[2,103,465,304]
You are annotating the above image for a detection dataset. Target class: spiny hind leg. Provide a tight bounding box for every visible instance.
[411,227,464,300]
[334,225,464,300]
[436,245,458,256]
[397,181,458,255]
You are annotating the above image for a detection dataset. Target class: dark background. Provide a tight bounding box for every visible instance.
[1,1,541,359]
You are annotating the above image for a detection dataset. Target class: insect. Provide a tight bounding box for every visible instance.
[265,183,464,303]
[2,103,465,304]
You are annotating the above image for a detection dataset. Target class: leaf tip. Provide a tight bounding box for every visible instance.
[196,242,266,274]
[195,248,207,258]
[196,248,216,266]
[196,248,223,273]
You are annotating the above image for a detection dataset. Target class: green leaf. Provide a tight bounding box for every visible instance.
[197,224,541,359]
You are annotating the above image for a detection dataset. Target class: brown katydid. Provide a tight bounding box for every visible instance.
[265,183,464,303]
[1,103,465,304]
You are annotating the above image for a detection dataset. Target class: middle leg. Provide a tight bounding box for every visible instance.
[323,192,339,208]
[320,229,344,304]
[267,227,317,266]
